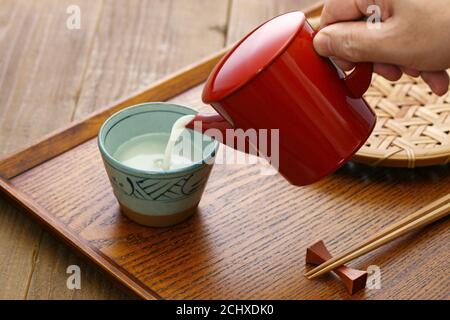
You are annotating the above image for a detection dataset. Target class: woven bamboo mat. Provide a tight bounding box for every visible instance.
[354,73,450,167]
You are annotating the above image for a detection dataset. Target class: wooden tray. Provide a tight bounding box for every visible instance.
[0,4,449,299]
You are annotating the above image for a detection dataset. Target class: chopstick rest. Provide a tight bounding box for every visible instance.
[306,241,367,295]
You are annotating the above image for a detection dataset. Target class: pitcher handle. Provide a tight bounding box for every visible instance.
[343,62,373,98]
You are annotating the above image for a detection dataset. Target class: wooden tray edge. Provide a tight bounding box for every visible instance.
[0,2,324,180]
[0,176,158,299]
[0,48,229,180]
[0,3,324,300]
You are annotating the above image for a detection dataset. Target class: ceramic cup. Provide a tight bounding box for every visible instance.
[98,102,219,227]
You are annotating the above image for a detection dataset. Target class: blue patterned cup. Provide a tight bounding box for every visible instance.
[98,103,219,227]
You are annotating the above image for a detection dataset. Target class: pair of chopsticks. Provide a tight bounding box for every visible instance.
[305,194,450,279]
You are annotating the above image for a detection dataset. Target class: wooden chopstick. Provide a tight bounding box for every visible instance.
[307,201,450,279]
[305,194,449,277]
[305,194,450,279]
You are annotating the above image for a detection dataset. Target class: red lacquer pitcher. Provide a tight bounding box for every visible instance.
[187,11,376,186]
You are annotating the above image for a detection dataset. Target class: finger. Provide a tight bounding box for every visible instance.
[374,63,403,81]
[401,67,420,77]
[420,71,450,96]
[320,0,392,27]
[321,0,363,27]
[314,21,387,63]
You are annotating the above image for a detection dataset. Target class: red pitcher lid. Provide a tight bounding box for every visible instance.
[202,11,306,103]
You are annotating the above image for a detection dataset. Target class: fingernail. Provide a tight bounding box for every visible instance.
[313,32,332,56]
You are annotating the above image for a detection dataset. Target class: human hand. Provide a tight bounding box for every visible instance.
[313,0,450,96]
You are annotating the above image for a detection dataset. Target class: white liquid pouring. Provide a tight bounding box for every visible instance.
[161,115,195,169]
[113,115,196,171]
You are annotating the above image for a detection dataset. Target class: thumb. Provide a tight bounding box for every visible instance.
[313,21,387,63]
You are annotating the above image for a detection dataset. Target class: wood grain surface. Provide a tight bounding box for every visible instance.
[0,48,228,180]
[3,79,449,299]
[0,0,320,300]
[4,0,447,301]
